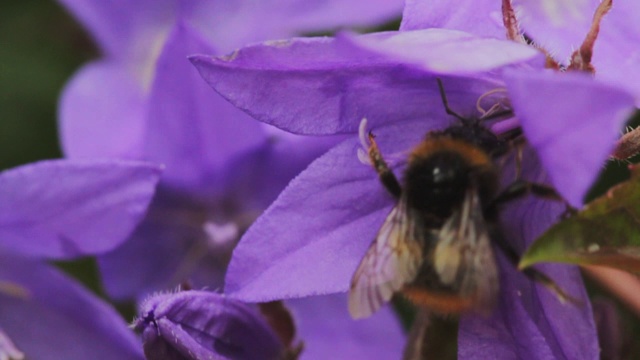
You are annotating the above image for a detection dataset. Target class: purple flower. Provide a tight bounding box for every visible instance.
[190,26,635,359]
[402,0,640,104]
[134,290,404,360]
[0,159,161,360]
[55,0,404,300]
[135,290,285,360]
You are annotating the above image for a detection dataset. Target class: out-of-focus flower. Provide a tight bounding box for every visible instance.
[190,25,635,358]
[0,159,161,360]
[134,290,405,360]
[55,0,404,300]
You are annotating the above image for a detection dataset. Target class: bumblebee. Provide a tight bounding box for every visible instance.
[349,80,570,320]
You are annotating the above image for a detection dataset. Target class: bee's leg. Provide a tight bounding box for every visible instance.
[492,233,581,305]
[489,181,581,304]
[490,180,576,215]
[359,118,402,199]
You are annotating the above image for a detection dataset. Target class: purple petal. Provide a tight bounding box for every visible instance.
[288,293,404,359]
[143,22,266,191]
[338,29,545,74]
[225,120,440,301]
[0,253,143,360]
[401,0,504,38]
[226,140,388,301]
[512,0,599,63]
[55,0,175,58]
[0,328,24,360]
[460,147,598,359]
[275,0,403,33]
[191,35,506,135]
[0,159,161,259]
[594,1,640,103]
[135,290,283,360]
[59,60,146,158]
[182,0,403,54]
[460,258,597,360]
[504,70,635,207]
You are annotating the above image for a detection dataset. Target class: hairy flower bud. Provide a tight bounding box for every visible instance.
[135,291,285,360]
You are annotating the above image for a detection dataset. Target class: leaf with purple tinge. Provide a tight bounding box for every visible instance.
[0,253,144,360]
[504,70,635,207]
[0,159,161,259]
[520,164,640,272]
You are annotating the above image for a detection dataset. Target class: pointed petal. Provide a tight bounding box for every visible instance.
[55,0,175,58]
[182,0,403,54]
[401,0,504,39]
[0,160,161,259]
[288,293,404,359]
[512,0,600,63]
[58,61,146,158]
[0,254,143,360]
[458,147,598,360]
[190,35,499,135]
[338,29,544,74]
[459,257,597,360]
[504,70,635,207]
[594,1,640,104]
[224,120,434,301]
[144,22,266,190]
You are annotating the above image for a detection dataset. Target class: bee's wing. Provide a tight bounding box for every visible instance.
[434,187,498,311]
[349,197,424,319]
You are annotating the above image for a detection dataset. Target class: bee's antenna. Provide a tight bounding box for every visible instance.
[436,78,470,125]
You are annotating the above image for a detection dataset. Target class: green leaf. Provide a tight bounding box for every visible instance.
[520,165,640,272]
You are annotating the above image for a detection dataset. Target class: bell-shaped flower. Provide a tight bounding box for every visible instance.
[0,159,161,359]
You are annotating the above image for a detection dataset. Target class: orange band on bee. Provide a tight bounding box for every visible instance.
[402,287,475,315]
[409,137,492,169]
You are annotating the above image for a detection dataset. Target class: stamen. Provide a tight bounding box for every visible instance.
[357,148,371,165]
[203,221,239,246]
[568,0,613,73]
[490,117,520,135]
[0,329,24,360]
[476,88,510,117]
[358,118,370,150]
[358,118,373,165]
[0,281,29,300]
